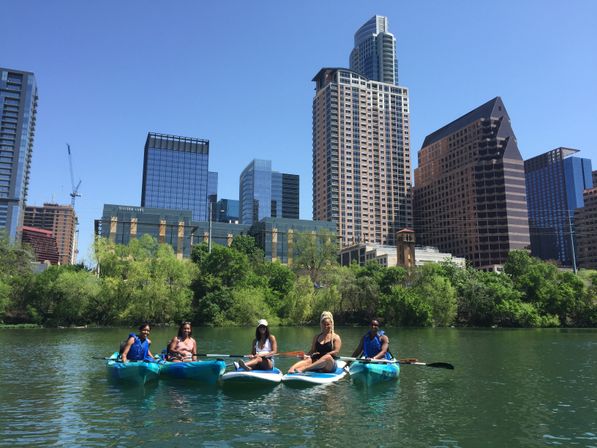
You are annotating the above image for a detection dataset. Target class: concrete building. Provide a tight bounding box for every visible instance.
[141,132,217,221]
[525,147,593,267]
[24,203,77,265]
[349,16,399,85]
[575,187,597,269]
[239,159,299,225]
[339,242,465,268]
[0,68,38,242]
[414,97,530,270]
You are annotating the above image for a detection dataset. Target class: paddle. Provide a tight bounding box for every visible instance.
[195,350,305,359]
[338,356,454,370]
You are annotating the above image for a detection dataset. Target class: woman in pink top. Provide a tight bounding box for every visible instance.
[166,322,197,362]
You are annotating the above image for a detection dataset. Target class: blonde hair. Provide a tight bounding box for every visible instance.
[320,311,335,349]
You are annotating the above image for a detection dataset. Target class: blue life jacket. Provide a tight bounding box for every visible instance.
[126,333,153,362]
[363,330,392,359]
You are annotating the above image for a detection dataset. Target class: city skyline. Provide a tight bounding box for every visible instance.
[2,1,596,263]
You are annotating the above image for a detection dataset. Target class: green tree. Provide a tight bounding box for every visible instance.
[231,235,264,264]
[292,229,338,285]
[381,285,432,327]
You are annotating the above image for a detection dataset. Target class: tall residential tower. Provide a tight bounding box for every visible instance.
[0,68,38,242]
[414,97,530,270]
[350,16,399,85]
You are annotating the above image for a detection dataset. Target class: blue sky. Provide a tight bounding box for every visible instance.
[2,0,596,264]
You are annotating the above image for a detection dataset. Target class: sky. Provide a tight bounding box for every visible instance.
[2,0,596,264]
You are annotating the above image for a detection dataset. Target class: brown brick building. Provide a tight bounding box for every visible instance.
[24,203,77,264]
[414,97,530,270]
[575,187,597,269]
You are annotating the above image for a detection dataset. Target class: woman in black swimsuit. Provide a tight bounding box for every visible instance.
[288,311,342,373]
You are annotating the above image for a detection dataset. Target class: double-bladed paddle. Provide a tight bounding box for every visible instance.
[338,356,454,370]
[195,350,305,359]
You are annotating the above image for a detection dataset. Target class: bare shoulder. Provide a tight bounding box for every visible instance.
[269,334,277,342]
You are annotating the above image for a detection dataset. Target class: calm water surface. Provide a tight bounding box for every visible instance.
[0,327,595,447]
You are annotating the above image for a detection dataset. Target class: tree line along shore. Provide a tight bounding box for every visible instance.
[1,233,595,328]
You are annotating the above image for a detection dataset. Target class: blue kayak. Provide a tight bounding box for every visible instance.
[281,360,348,386]
[159,359,226,384]
[106,352,160,385]
[348,359,400,385]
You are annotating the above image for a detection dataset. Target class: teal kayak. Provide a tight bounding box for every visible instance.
[159,359,226,384]
[348,359,400,385]
[106,352,160,385]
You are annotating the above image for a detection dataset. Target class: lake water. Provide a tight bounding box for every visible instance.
[0,327,595,447]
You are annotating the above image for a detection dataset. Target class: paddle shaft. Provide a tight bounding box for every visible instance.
[194,350,305,359]
[338,356,454,370]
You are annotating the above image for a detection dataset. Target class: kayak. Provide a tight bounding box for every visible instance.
[106,352,160,385]
[159,359,226,384]
[281,360,347,386]
[348,359,400,385]
[221,368,283,386]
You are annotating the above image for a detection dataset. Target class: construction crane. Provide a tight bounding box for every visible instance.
[67,143,81,264]
[67,143,82,208]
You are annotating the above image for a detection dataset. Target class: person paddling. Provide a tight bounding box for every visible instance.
[120,323,156,363]
[351,319,392,360]
[166,321,197,362]
[236,319,277,371]
[288,311,341,373]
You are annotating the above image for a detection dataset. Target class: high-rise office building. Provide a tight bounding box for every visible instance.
[0,68,38,242]
[414,97,530,270]
[349,16,399,85]
[141,132,216,221]
[20,226,60,265]
[525,147,592,266]
[312,68,412,246]
[239,159,299,225]
[24,203,77,265]
[215,199,239,223]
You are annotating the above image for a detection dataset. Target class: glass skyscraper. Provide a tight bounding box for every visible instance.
[525,147,593,267]
[141,132,217,221]
[239,159,299,225]
[349,16,399,85]
[0,68,38,242]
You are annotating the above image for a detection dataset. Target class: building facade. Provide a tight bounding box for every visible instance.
[349,16,399,85]
[239,159,299,225]
[414,97,530,270]
[20,226,60,265]
[96,204,195,259]
[339,242,465,268]
[141,132,216,221]
[0,68,38,242]
[312,68,412,246]
[215,199,240,223]
[525,147,593,266]
[575,187,597,269]
[24,203,77,265]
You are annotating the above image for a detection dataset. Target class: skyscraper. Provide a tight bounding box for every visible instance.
[525,147,593,266]
[0,68,38,242]
[141,132,217,221]
[349,16,399,85]
[239,159,299,225]
[312,68,412,246]
[575,187,597,269]
[24,203,77,265]
[414,97,530,270]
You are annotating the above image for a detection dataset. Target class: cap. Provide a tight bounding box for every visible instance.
[257,319,268,327]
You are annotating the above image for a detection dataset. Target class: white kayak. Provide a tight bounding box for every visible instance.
[281,360,347,386]
[221,368,283,385]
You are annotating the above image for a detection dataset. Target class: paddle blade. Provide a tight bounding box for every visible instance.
[426,362,454,370]
[276,351,305,358]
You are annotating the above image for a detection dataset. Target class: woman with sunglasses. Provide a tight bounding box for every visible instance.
[351,319,392,360]
[236,319,277,371]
